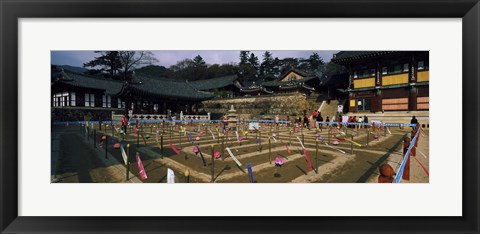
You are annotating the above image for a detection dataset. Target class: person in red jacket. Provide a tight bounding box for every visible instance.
[121,114,129,134]
[312,110,319,128]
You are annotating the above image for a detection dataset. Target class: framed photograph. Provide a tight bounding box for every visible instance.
[1,0,478,233]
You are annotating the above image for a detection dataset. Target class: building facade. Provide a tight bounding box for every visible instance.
[51,66,216,121]
[331,51,429,113]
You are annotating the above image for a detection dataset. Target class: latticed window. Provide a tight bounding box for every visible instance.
[102,95,112,108]
[53,92,69,107]
[85,93,95,107]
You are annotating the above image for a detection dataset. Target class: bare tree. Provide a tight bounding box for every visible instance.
[118,51,158,80]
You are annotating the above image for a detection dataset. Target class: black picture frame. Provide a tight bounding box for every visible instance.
[1,0,478,233]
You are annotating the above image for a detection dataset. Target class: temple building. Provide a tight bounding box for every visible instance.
[331,51,429,113]
[51,66,215,121]
[188,75,242,98]
[240,67,321,96]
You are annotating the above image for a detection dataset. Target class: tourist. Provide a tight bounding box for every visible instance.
[121,114,129,134]
[410,116,418,130]
[358,116,363,129]
[363,115,369,128]
[317,112,323,130]
[303,114,310,130]
[352,116,357,129]
[286,115,290,127]
[347,116,353,128]
[275,114,279,126]
[337,114,342,128]
[223,114,229,131]
[312,110,319,128]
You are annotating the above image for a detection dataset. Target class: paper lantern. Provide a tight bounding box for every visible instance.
[214,151,221,159]
[196,136,200,141]
[332,140,340,145]
[113,143,121,149]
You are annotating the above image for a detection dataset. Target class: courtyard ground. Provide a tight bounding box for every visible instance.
[51,121,429,183]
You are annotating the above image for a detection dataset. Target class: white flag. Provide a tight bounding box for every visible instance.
[167,168,175,184]
[120,145,128,165]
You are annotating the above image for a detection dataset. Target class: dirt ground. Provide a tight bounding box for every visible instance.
[51,122,429,183]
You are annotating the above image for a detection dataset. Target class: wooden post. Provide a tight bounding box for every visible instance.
[221,135,225,161]
[366,129,370,146]
[402,137,411,181]
[105,135,108,159]
[315,138,319,174]
[289,130,292,146]
[184,169,190,183]
[211,144,215,182]
[126,144,130,181]
[99,121,102,131]
[259,131,262,153]
[268,137,272,164]
[136,128,139,147]
[328,128,331,144]
[111,120,114,136]
[350,135,354,155]
[160,134,164,159]
[301,133,304,146]
[93,129,96,148]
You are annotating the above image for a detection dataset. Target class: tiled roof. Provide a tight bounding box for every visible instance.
[188,75,239,90]
[124,75,215,101]
[278,67,310,80]
[55,70,124,95]
[52,69,215,101]
[331,51,399,63]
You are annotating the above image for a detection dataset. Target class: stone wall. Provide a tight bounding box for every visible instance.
[200,94,320,120]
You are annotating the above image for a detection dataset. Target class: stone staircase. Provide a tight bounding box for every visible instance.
[318,99,341,120]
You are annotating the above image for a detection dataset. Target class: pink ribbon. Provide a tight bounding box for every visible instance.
[136,153,148,180]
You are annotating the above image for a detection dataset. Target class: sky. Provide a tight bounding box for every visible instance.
[51,50,339,68]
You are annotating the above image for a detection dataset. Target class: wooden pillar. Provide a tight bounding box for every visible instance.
[409,86,418,111]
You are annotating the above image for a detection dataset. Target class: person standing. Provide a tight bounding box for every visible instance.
[410,116,419,130]
[303,113,310,130]
[337,114,342,128]
[358,116,363,129]
[312,110,319,129]
[121,114,129,134]
[317,112,323,130]
[223,114,229,131]
[363,115,369,128]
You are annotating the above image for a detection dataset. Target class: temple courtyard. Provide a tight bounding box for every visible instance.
[51,121,429,183]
